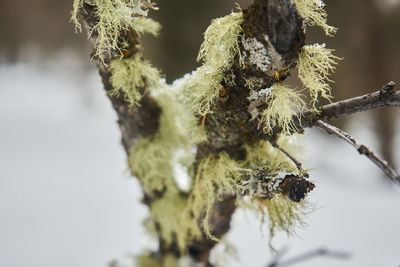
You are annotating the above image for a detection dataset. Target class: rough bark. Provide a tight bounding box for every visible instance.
[188,0,305,261]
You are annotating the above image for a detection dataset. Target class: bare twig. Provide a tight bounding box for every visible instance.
[316,119,400,187]
[267,246,289,267]
[269,247,350,267]
[298,81,399,129]
[271,140,303,171]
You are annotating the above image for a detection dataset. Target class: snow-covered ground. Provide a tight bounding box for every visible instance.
[0,58,399,267]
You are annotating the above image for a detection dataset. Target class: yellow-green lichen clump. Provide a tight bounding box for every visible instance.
[294,0,337,36]
[244,135,303,174]
[128,90,205,194]
[128,87,206,251]
[241,135,311,248]
[243,195,311,250]
[298,43,341,105]
[260,83,306,135]
[187,152,242,240]
[71,0,161,62]
[109,54,161,106]
[185,11,243,115]
[294,0,340,106]
[258,0,340,132]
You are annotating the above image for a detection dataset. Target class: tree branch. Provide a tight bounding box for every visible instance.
[315,119,400,187]
[300,81,398,128]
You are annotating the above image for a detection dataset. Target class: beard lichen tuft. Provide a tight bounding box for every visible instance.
[128,135,177,194]
[136,251,179,267]
[186,152,242,241]
[298,43,340,106]
[240,135,313,249]
[128,90,205,194]
[294,0,337,36]
[71,0,161,63]
[242,195,312,251]
[244,136,303,174]
[136,251,162,267]
[259,83,306,135]
[197,11,243,70]
[129,88,206,252]
[109,54,161,106]
[184,11,243,116]
[149,191,191,252]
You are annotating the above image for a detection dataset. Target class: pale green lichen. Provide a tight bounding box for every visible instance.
[148,189,204,253]
[136,252,162,267]
[71,0,83,32]
[149,191,190,251]
[71,0,161,62]
[184,11,243,115]
[260,83,306,135]
[241,136,312,249]
[298,43,340,105]
[186,152,242,241]
[109,54,161,106]
[128,90,205,194]
[128,136,177,194]
[197,12,243,70]
[242,195,312,250]
[128,81,206,251]
[294,0,337,36]
[244,137,301,174]
[136,251,179,267]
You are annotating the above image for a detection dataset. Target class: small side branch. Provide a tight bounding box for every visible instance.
[296,81,399,129]
[320,81,398,120]
[271,140,303,171]
[315,120,400,187]
[266,247,350,267]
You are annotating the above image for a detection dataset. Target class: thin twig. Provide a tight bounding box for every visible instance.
[296,81,399,129]
[271,140,303,171]
[277,248,350,267]
[267,246,289,267]
[316,119,400,187]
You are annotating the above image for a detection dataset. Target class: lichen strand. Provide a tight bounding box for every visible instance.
[244,137,302,174]
[149,191,191,252]
[71,0,83,32]
[71,0,160,62]
[243,195,311,250]
[156,90,206,149]
[241,135,313,247]
[298,43,340,105]
[109,54,161,106]
[185,12,244,116]
[187,152,242,241]
[128,91,205,194]
[197,12,243,70]
[128,136,176,193]
[136,252,162,267]
[260,83,306,135]
[136,251,178,267]
[294,0,337,36]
